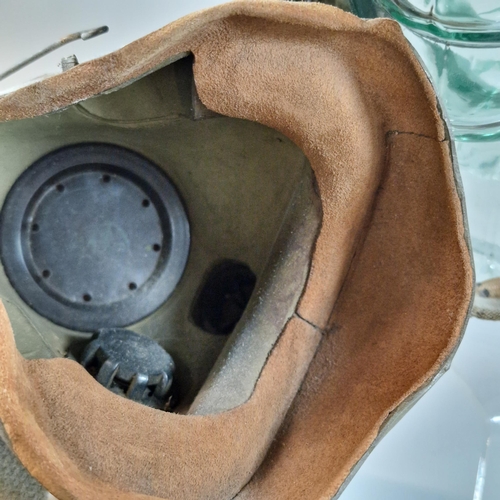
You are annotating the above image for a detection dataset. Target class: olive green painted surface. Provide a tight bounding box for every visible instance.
[0,56,320,497]
[0,57,318,408]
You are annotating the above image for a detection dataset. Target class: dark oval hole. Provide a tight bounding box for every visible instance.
[192,260,256,336]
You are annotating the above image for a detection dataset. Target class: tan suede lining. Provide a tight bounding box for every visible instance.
[0,308,320,500]
[238,135,471,499]
[0,2,472,499]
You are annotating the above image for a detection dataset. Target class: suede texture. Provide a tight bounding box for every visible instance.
[0,2,472,499]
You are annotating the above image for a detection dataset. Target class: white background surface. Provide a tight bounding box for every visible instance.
[341,318,500,500]
[1,2,499,499]
[0,0,222,94]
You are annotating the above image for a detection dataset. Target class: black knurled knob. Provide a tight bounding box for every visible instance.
[80,328,175,410]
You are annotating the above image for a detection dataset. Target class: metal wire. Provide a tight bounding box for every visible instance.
[0,26,109,82]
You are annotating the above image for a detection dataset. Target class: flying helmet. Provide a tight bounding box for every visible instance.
[0,2,473,499]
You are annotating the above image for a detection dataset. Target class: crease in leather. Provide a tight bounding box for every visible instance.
[0,2,472,499]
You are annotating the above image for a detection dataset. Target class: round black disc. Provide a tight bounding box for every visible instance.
[0,143,190,331]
